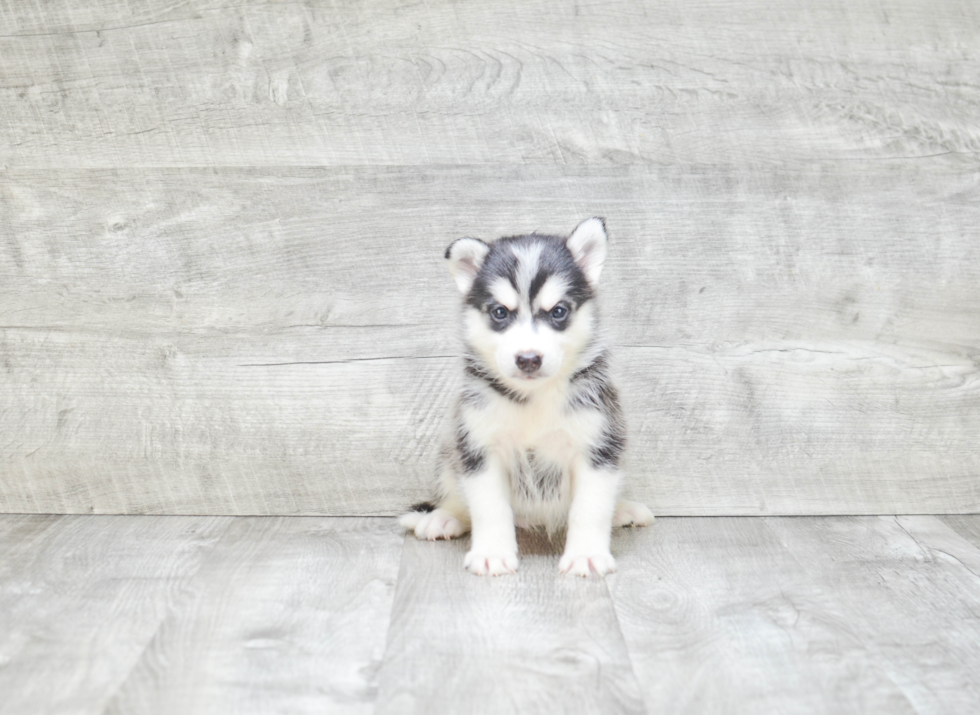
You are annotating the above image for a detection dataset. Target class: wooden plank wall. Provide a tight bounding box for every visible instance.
[1,0,978,515]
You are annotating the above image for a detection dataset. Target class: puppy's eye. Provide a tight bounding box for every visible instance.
[490,305,509,321]
[550,304,568,321]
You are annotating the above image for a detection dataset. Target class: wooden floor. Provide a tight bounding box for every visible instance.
[2,514,979,714]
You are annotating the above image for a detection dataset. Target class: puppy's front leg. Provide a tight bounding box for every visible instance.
[461,459,519,576]
[560,461,621,577]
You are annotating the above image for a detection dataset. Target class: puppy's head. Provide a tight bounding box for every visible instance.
[446,217,607,390]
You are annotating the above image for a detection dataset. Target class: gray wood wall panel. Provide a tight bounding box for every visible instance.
[2,0,978,516]
[2,164,978,515]
[1,0,978,168]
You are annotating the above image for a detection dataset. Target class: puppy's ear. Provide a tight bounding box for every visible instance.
[445,237,490,294]
[566,217,607,286]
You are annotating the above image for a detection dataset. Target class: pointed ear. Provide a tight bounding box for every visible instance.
[566,217,607,286]
[445,237,490,294]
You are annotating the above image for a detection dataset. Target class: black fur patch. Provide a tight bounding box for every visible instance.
[455,422,486,474]
[569,379,619,412]
[590,428,626,468]
[514,450,564,503]
[531,452,563,501]
[466,233,593,315]
[535,302,571,332]
[528,269,549,303]
[485,304,516,332]
[570,351,608,382]
[464,353,528,405]
[568,353,617,411]
[459,385,489,408]
[567,351,627,468]
[409,502,436,513]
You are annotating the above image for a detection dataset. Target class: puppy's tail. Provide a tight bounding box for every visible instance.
[398,502,436,532]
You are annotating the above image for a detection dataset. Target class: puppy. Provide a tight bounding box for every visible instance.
[400,218,653,576]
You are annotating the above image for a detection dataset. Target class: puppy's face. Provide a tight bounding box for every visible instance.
[446,218,607,390]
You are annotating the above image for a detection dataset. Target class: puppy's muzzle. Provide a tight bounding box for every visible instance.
[515,352,543,374]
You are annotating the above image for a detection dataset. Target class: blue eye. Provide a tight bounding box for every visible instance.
[491,305,508,321]
[550,304,568,320]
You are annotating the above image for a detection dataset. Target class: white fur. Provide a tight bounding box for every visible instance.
[533,275,568,312]
[405,508,469,541]
[493,315,564,382]
[465,301,596,387]
[567,217,607,286]
[511,242,543,297]
[613,500,655,527]
[489,277,519,311]
[403,219,653,578]
[559,458,620,576]
[462,378,601,532]
[462,459,519,575]
[447,238,489,294]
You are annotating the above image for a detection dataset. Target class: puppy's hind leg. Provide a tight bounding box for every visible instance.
[613,500,655,528]
[400,494,471,541]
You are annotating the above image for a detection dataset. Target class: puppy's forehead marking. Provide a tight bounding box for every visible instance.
[489,277,519,310]
[511,242,543,300]
[533,275,568,312]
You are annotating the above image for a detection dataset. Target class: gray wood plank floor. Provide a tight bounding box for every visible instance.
[3,514,980,714]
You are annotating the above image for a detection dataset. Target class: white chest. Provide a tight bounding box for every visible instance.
[466,385,605,465]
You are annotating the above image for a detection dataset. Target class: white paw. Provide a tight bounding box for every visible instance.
[613,500,655,528]
[559,551,616,577]
[464,550,519,576]
[411,509,468,541]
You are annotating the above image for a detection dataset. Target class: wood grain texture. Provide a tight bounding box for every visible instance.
[0,514,231,715]
[1,0,978,168]
[939,515,980,552]
[4,515,980,712]
[609,516,980,714]
[1,164,977,515]
[763,516,980,714]
[375,529,646,715]
[104,516,403,715]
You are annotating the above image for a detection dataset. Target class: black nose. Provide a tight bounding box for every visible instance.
[515,352,542,373]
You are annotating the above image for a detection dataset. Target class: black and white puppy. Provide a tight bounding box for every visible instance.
[400,218,653,577]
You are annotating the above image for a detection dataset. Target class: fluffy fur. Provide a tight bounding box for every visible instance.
[400,218,653,577]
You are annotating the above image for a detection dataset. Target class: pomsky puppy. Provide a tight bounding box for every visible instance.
[400,218,653,577]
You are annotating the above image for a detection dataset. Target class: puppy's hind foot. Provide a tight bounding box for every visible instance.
[400,506,469,541]
[613,500,655,528]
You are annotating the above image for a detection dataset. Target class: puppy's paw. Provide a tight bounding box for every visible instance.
[409,509,468,541]
[464,550,519,576]
[559,551,616,577]
[613,500,655,528]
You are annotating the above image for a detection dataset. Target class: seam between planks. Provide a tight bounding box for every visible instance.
[603,564,652,715]
[98,515,237,712]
